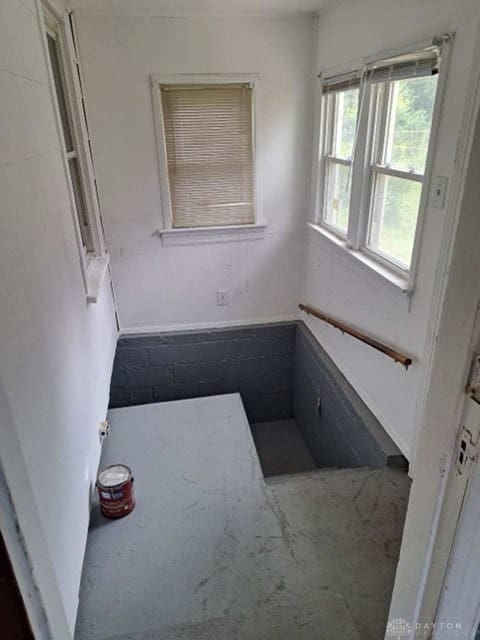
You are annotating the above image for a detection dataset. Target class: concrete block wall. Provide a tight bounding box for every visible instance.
[110,323,296,423]
[110,321,404,469]
[294,323,405,469]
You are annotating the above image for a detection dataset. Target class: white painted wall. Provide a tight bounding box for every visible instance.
[0,0,117,636]
[73,13,315,331]
[303,0,480,458]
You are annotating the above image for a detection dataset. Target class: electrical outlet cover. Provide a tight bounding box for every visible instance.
[217,290,229,306]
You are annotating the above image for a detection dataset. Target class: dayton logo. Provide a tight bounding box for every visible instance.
[386,618,413,638]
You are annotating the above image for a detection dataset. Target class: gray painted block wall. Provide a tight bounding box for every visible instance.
[110,323,296,424]
[294,323,405,469]
[110,321,405,469]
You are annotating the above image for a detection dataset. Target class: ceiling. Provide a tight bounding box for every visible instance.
[70,0,330,16]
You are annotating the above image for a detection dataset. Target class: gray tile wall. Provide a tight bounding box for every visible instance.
[110,323,296,424]
[294,323,406,469]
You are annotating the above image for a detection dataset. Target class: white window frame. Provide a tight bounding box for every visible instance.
[311,35,452,295]
[318,77,361,239]
[150,74,266,246]
[41,0,108,302]
[363,80,430,274]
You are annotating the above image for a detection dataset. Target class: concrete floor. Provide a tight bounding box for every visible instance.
[75,394,410,640]
[250,419,317,477]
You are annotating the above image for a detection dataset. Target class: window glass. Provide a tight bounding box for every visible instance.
[369,174,422,267]
[324,161,351,234]
[385,75,438,173]
[322,87,359,234]
[47,33,74,153]
[333,89,358,159]
[368,73,438,268]
[68,157,92,251]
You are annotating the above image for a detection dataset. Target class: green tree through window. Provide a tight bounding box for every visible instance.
[370,74,438,266]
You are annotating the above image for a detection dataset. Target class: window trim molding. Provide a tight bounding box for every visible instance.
[311,35,453,295]
[307,222,413,305]
[159,223,267,246]
[150,73,264,241]
[40,0,109,302]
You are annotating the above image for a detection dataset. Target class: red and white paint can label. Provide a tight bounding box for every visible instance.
[96,464,135,519]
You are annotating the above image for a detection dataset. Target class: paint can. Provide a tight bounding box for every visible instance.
[96,464,135,519]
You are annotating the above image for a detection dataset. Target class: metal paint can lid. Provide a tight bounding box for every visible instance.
[97,464,132,488]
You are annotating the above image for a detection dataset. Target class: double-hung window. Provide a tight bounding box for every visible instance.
[366,57,438,269]
[314,38,448,289]
[43,6,107,301]
[151,75,262,243]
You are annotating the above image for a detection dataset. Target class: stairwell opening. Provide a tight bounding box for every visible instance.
[109,321,407,478]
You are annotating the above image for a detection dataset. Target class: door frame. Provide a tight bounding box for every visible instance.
[433,396,480,638]
[387,18,480,639]
[0,379,53,640]
[0,462,52,640]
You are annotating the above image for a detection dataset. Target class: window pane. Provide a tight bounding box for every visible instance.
[161,85,254,228]
[368,174,422,267]
[324,161,351,234]
[385,75,438,173]
[68,158,92,251]
[333,89,359,159]
[46,33,74,153]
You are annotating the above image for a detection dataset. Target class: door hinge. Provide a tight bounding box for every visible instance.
[456,424,480,475]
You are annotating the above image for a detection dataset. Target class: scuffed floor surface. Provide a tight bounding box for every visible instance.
[74,394,410,640]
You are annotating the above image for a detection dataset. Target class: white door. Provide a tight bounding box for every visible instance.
[433,392,480,639]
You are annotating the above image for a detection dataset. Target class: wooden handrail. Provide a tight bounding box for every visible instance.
[299,303,413,369]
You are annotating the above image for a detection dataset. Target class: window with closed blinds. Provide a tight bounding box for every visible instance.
[160,84,255,229]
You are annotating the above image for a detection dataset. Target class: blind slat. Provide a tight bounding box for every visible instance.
[367,48,440,83]
[161,85,255,229]
[322,72,361,94]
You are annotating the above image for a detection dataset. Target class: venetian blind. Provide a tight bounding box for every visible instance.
[160,84,255,228]
[366,48,440,83]
[322,71,361,94]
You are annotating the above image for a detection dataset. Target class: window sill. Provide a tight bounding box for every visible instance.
[86,254,110,304]
[159,224,266,246]
[307,223,414,301]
